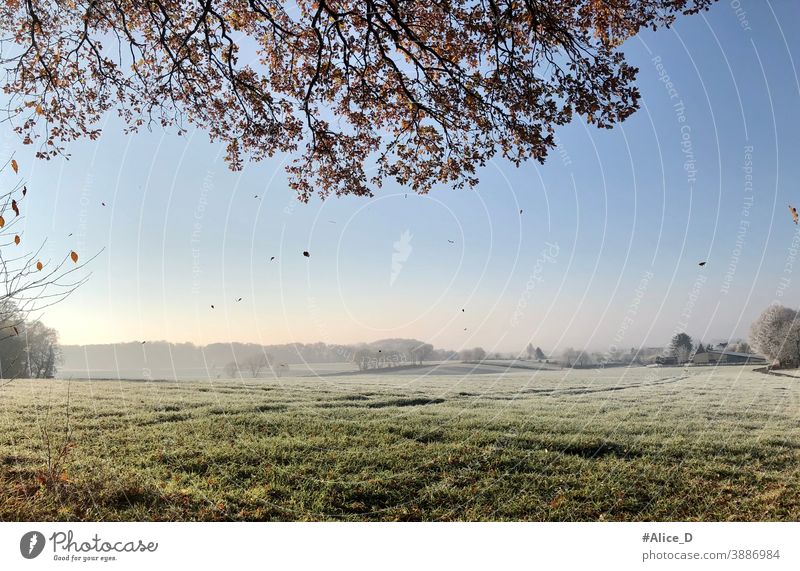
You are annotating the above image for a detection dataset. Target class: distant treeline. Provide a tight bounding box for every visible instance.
[59,338,458,374]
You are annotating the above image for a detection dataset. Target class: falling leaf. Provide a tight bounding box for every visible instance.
[11,200,19,216]
[141,341,146,344]
[22,186,27,197]
[519,209,523,214]
[13,326,18,335]
[0,216,4,228]
[36,261,43,271]
[303,251,310,257]
[70,250,78,263]
[270,256,275,261]
[698,261,706,267]
[101,202,106,206]
[448,239,454,244]
[211,305,215,309]
[236,297,242,302]
[10,159,18,173]
[14,234,20,245]
[790,205,798,224]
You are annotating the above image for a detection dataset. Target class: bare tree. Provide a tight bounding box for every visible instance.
[0,157,93,386]
[23,319,60,378]
[575,350,593,367]
[354,348,372,371]
[750,305,800,368]
[224,360,241,379]
[243,353,271,377]
[410,343,433,365]
[729,340,751,354]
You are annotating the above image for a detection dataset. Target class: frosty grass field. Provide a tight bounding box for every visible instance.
[1,365,798,521]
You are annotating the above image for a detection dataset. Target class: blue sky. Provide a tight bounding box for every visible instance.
[4,0,799,355]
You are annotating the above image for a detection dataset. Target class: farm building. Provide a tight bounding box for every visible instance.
[691,350,766,365]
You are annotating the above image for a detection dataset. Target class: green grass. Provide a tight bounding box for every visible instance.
[1,366,798,521]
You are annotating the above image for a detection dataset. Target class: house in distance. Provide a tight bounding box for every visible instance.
[691,349,767,365]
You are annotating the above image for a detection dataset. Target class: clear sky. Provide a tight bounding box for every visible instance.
[4,1,800,355]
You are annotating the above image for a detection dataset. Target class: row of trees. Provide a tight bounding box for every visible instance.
[525,343,546,361]
[669,333,753,364]
[225,339,444,378]
[224,353,289,378]
[59,338,458,372]
[556,334,755,368]
[561,346,656,367]
[459,347,487,362]
[353,341,438,371]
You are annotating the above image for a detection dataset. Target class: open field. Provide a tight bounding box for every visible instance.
[1,365,798,521]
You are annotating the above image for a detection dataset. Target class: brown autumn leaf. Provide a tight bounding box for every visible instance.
[11,199,19,216]
[0,215,4,228]
[70,250,78,263]
[36,260,43,271]
[10,159,18,174]
[549,492,565,509]
[14,234,20,245]
[790,205,798,225]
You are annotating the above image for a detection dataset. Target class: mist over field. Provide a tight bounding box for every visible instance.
[57,339,450,380]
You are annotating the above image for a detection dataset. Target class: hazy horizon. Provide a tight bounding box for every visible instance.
[56,333,738,355]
